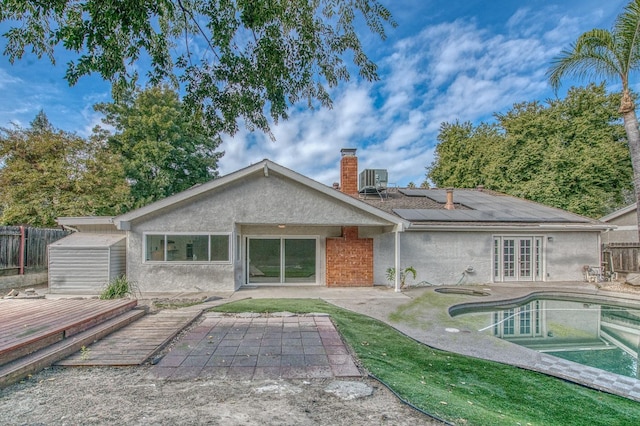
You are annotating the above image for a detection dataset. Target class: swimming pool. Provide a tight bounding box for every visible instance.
[451,296,640,379]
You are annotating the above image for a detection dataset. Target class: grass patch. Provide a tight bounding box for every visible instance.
[99,275,138,300]
[211,298,640,425]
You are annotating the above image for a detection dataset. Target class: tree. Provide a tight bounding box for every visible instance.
[0,111,130,226]
[1,1,395,139]
[427,84,633,218]
[427,121,503,189]
[547,0,640,235]
[95,85,223,208]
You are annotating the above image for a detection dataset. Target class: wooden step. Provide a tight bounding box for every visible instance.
[0,299,137,367]
[57,310,201,367]
[0,309,145,388]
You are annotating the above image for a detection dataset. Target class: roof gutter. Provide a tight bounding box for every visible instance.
[405,223,613,232]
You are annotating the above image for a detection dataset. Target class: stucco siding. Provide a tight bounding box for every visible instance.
[126,174,390,293]
[374,230,600,286]
[602,210,638,243]
[545,231,601,280]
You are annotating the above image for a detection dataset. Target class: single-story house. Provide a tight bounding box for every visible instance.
[600,203,638,244]
[52,148,609,294]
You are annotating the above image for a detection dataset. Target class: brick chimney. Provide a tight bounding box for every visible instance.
[444,188,455,210]
[340,148,358,196]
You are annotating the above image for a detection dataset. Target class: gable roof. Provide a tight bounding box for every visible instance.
[600,203,637,222]
[113,159,408,230]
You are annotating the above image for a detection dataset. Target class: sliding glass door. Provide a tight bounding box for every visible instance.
[248,237,317,284]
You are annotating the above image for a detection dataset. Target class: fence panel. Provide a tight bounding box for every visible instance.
[0,226,70,275]
[602,243,640,274]
[0,227,22,271]
[26,228,70,271]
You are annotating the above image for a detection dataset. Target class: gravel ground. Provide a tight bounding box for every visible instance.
[0,366,440,425]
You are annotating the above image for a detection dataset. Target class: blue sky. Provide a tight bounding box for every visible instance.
[0,0,631,187]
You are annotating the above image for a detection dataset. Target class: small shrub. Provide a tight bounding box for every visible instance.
[386,266,417,288]
[99,275,138,300]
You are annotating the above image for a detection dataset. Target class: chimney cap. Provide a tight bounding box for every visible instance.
[340,148,357,156]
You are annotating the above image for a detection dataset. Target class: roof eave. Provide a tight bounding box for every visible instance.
[406,222,613,231]
[114,160,409,230]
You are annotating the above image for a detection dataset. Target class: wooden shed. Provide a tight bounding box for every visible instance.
[48,233,126,294]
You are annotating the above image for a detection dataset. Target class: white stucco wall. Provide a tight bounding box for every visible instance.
[126,173,393,293]
[374,229,601,286]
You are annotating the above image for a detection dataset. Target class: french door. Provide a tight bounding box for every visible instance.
[493,236,543,282]
[247,237,317,284]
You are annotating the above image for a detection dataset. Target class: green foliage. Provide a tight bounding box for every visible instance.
[427,84,633,218]
[547,0,640,233]
[1,0,396,138]
[0,111,131,226]
[385,266,417,288]
[95,85,222,208]
[211,298,640,425]
[99,275,138,300]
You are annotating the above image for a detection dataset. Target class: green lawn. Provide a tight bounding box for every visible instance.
[211,298,640,425]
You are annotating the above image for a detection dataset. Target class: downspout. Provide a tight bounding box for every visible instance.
[394,223,403,292]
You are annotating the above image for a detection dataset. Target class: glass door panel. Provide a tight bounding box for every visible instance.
[284,239,316,283]
[494,237,543,282]
[248,239,281,283]
[248,237,318,284]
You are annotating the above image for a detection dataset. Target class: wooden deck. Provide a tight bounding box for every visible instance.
[57,310,201,366]
[0,298,141,387]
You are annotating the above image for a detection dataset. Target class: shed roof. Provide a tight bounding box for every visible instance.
[50,233,126,248]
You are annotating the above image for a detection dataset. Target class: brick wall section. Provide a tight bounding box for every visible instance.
[326,226,373,287]
[340,150,359,196]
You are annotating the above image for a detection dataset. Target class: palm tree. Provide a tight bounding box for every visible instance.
[548,0,640,239]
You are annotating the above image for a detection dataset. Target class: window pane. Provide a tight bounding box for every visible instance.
[503,240,515,277]
[519,239,531,278]
[146,235,165,261]
[284,239,316,283]
[166,235,208,261]
[493,238,500,279]
[249,239,281,283]
[211,235,230,262]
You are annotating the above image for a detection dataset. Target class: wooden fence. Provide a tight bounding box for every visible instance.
[0,226,70,275]
[602,243,640,274]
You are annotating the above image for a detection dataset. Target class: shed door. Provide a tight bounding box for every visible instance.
[247,237,317,284]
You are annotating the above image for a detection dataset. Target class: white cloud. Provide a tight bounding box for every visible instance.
[0,67,22,88]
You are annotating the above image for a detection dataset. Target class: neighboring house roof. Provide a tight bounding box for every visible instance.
[113,159,409,231]
[50,232,126,248]
[600,203,637,222]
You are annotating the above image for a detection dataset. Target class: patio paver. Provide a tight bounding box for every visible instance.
[151,313,361,381]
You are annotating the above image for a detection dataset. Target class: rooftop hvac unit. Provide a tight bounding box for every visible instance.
[359,169,388,192]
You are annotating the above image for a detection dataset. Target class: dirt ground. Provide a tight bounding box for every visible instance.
[0,366,440,425]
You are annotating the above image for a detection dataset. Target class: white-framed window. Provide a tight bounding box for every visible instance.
[493,236,544,282]
[144,233,232,263]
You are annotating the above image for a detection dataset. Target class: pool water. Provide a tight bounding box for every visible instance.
[452,298,640,380]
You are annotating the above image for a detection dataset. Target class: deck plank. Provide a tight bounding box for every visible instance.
[0,299,137,366]
[57,310,201,366]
